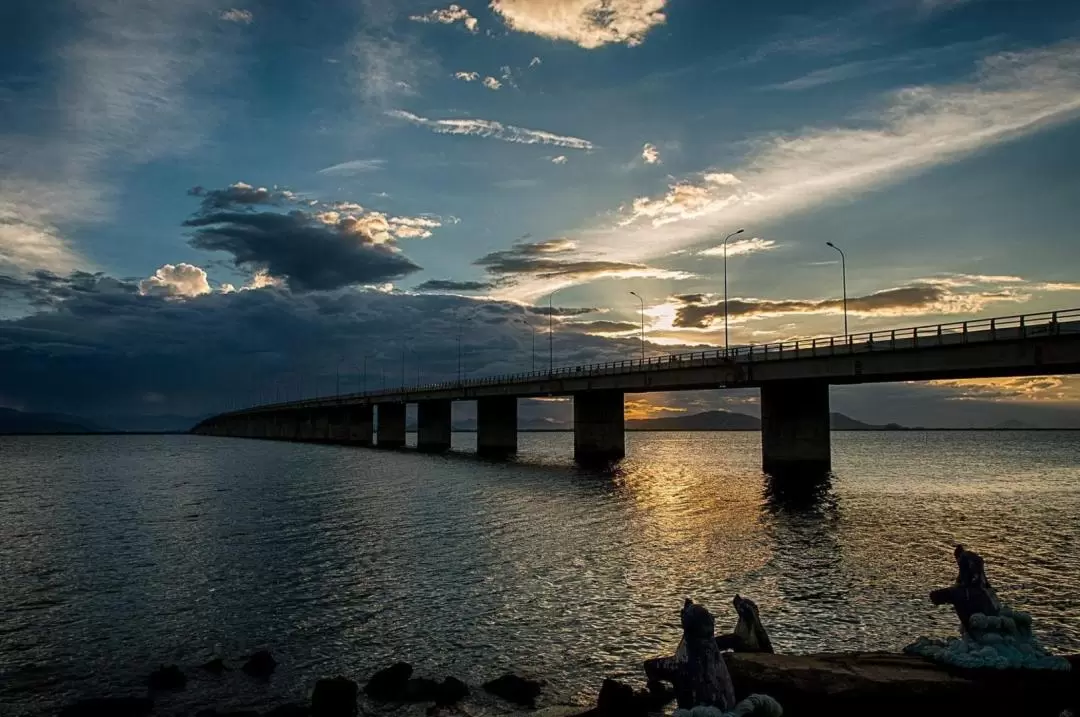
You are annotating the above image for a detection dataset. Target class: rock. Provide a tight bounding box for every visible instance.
[311,676,359,717]
[194,711,259,717]
[364,662,414,700]
[569,678,657,717]
[265,705,309,717]
[483,673,544,707]
[241,650,278,679]
[436,676,470,706]
[404,677,444,702]
[200,657,232,675]
[724,651,1080,717]
[59,697,154,717]
[645,679,676,709]
[148,664,187,690]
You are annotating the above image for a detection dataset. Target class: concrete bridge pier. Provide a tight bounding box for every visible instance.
[477,396,517,457]
[327,407,349,443]
[314,410,331,442]
[377,402,406,448]
[417,399,452,452]
[760,380,831,475]
[573,390,625,464]
[347,404,374,446]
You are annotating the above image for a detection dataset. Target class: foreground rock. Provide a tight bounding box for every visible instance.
[724,651,1080,717]
[311,676,358,717]
[483,673,544,707]
[363,663,469,705]
[200,657,232,675]
[242,650,278,679]
[148,664,187,690]
[364,662,413,700]
[59,697,153,717]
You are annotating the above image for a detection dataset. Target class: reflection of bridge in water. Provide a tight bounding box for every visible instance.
[192,308,1080,472]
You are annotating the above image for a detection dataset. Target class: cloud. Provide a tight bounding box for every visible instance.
[490,0,668,48]
[415,279,496,292]
[696,237,777,257]
[476,238,692,283]
[670,283,1027,328]
[387,110,594,150]
[454,71,480,82]
[410,4,479,32]
[562,320,640,334]
[482,76,503,90]
[551,155,568,164]
[530,56,543,67]
[138,263,212,298]
[495,41,1080,303]
[183,184,433,291]
[927,376,1078,403]
[641,143,661,164]
[1,0,238,276]
[317,159,386,176]
[220,8,253,23]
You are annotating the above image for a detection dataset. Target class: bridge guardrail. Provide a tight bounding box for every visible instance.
[226,307,1080,415]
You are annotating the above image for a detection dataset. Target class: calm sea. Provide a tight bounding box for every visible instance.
[1,432,1078,716]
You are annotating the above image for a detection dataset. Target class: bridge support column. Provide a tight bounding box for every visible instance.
[296,411,314,441]
[761,380,831,475]
[327,407,349,442]
[347,404,373,446]
[417,400,452,452]
[377,403,406,449]
[573,390,625,464]
[313,410,331,442]
[477,396,517,457]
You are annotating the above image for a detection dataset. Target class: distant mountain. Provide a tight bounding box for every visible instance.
[992,419,1036,430]
[0,408,105,434]
[829,412,907,431]
[627,410,760,431]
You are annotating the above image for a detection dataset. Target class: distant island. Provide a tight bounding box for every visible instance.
[624,409,906,431]
[1,407,1075,435]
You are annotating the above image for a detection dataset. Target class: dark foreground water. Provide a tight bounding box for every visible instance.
[1,431,1079,716]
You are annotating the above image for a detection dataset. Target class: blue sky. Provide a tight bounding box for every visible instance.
[2,0,1080,425]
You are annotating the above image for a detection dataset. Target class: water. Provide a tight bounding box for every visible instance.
[1,432,1078,716]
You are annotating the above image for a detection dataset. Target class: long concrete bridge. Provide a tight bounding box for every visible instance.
[192,308,1080,473]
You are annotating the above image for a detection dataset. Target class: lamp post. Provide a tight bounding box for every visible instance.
[826,241,848,336]
[519,317,536,372]
[723,228,745,351]
[457,314,473,383]
[336,357,345,397]
[547,289,560,373]
[400,340,407,389]
[629,291,645,363]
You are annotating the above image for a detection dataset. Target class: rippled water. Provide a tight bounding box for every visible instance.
[1,431,1079,716]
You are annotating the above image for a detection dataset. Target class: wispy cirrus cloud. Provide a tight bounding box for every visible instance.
[220,8,253,24]
[317,159,386,176]
[388,110,594,150]
[697,237,777,258]
[502,41,1080,301]
[641,143,661,164]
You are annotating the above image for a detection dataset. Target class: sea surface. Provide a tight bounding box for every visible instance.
[1,431,1078,716]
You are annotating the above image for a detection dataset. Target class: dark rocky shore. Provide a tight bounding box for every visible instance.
[54,649,1080,717]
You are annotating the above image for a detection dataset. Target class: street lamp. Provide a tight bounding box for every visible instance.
[629,291,645,363]
[360,352,375,393]
[518,317,537,372]
[336,357,346,397]
[457,313,473,383]
[547,289,561,373]
[723,228,745,351]
[826,241,848,336]
[400,339,408,389]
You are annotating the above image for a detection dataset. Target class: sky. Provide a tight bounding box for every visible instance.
[2,0,1080,428]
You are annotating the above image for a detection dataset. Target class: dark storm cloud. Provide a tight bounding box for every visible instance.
[673,285,956,328]
[0,274,648,423]
[415,279,496,292]
[185,210,421,291]
[474,238,682,282]
[526,305,599,317]
[188,182,286,211]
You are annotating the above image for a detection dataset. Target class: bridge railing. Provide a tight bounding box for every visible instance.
[230,307,1079,414]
